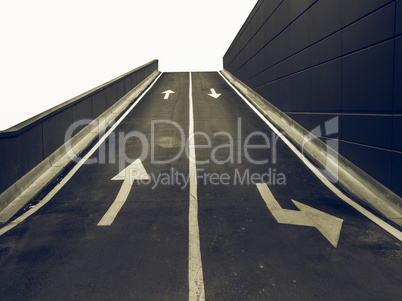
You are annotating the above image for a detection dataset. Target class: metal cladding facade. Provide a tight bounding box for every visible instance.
[223,0,402,197]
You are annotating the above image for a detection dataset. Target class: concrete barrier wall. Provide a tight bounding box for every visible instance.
[223,0,402,197]
[0,60,158,195]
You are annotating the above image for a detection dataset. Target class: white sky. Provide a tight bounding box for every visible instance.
[0,0,257,130]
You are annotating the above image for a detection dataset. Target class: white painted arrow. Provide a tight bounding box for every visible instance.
[162,90,175,100]
[256,183,343,248]
[98,159,149,226]
[208,88,221,99]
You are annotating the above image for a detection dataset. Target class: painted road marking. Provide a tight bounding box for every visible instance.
[0,73,163,237]
[257,183,343,247]
[219,71,402,242]
[207,88,221,99]
[188,72,205,300]
[162,89,175,99]
[97,159,149,226]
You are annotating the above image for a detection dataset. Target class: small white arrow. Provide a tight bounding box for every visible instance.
[162,90,175,100]
[98,159,149,226]
[256,183,343,247]
[208,88,221,99]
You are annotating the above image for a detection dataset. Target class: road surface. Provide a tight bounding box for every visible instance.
[0,72,401,300]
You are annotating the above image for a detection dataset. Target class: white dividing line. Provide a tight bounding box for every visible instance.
[188,72,205,300]
[218,71,402,242]
[0,72,163,237]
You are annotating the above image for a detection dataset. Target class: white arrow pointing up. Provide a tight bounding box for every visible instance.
[208,88,221,99]
[98,159,149,226]
[256,183,343,248]
[162,90,175,100]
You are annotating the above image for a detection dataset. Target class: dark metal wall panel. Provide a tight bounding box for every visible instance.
[341,141,393,188]
[341,115,393,149]
[310,114,342,138]
[310,0,343,43]
[342,0,394,26]
[341,41,394,112]
[288,9,312,54]
[279,47,311,76]
[309,31,343,66]
[286,113,311,131]
[224,0,272,70]
[289,0,316,19]
[392,153,402,196]
[223,0,401,195]
[397,0,402,34]
[342,3,395,54]
[254,81,283,108]
[225,0,284,73]
[310,60,342,112]
[395,37,402,111]
[393,116,402,152]
[256,0,291,48]
[282,70,312,112]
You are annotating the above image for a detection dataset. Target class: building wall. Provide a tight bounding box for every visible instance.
[223,0,402,196]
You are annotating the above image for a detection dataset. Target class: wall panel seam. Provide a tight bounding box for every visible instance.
[235,1,396,81]
[225,0,285,69]
[233,0,319,74]
[252,36,396,89]
[249,2,397,81]
[224,0,264,61]
[337,139,401,155]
